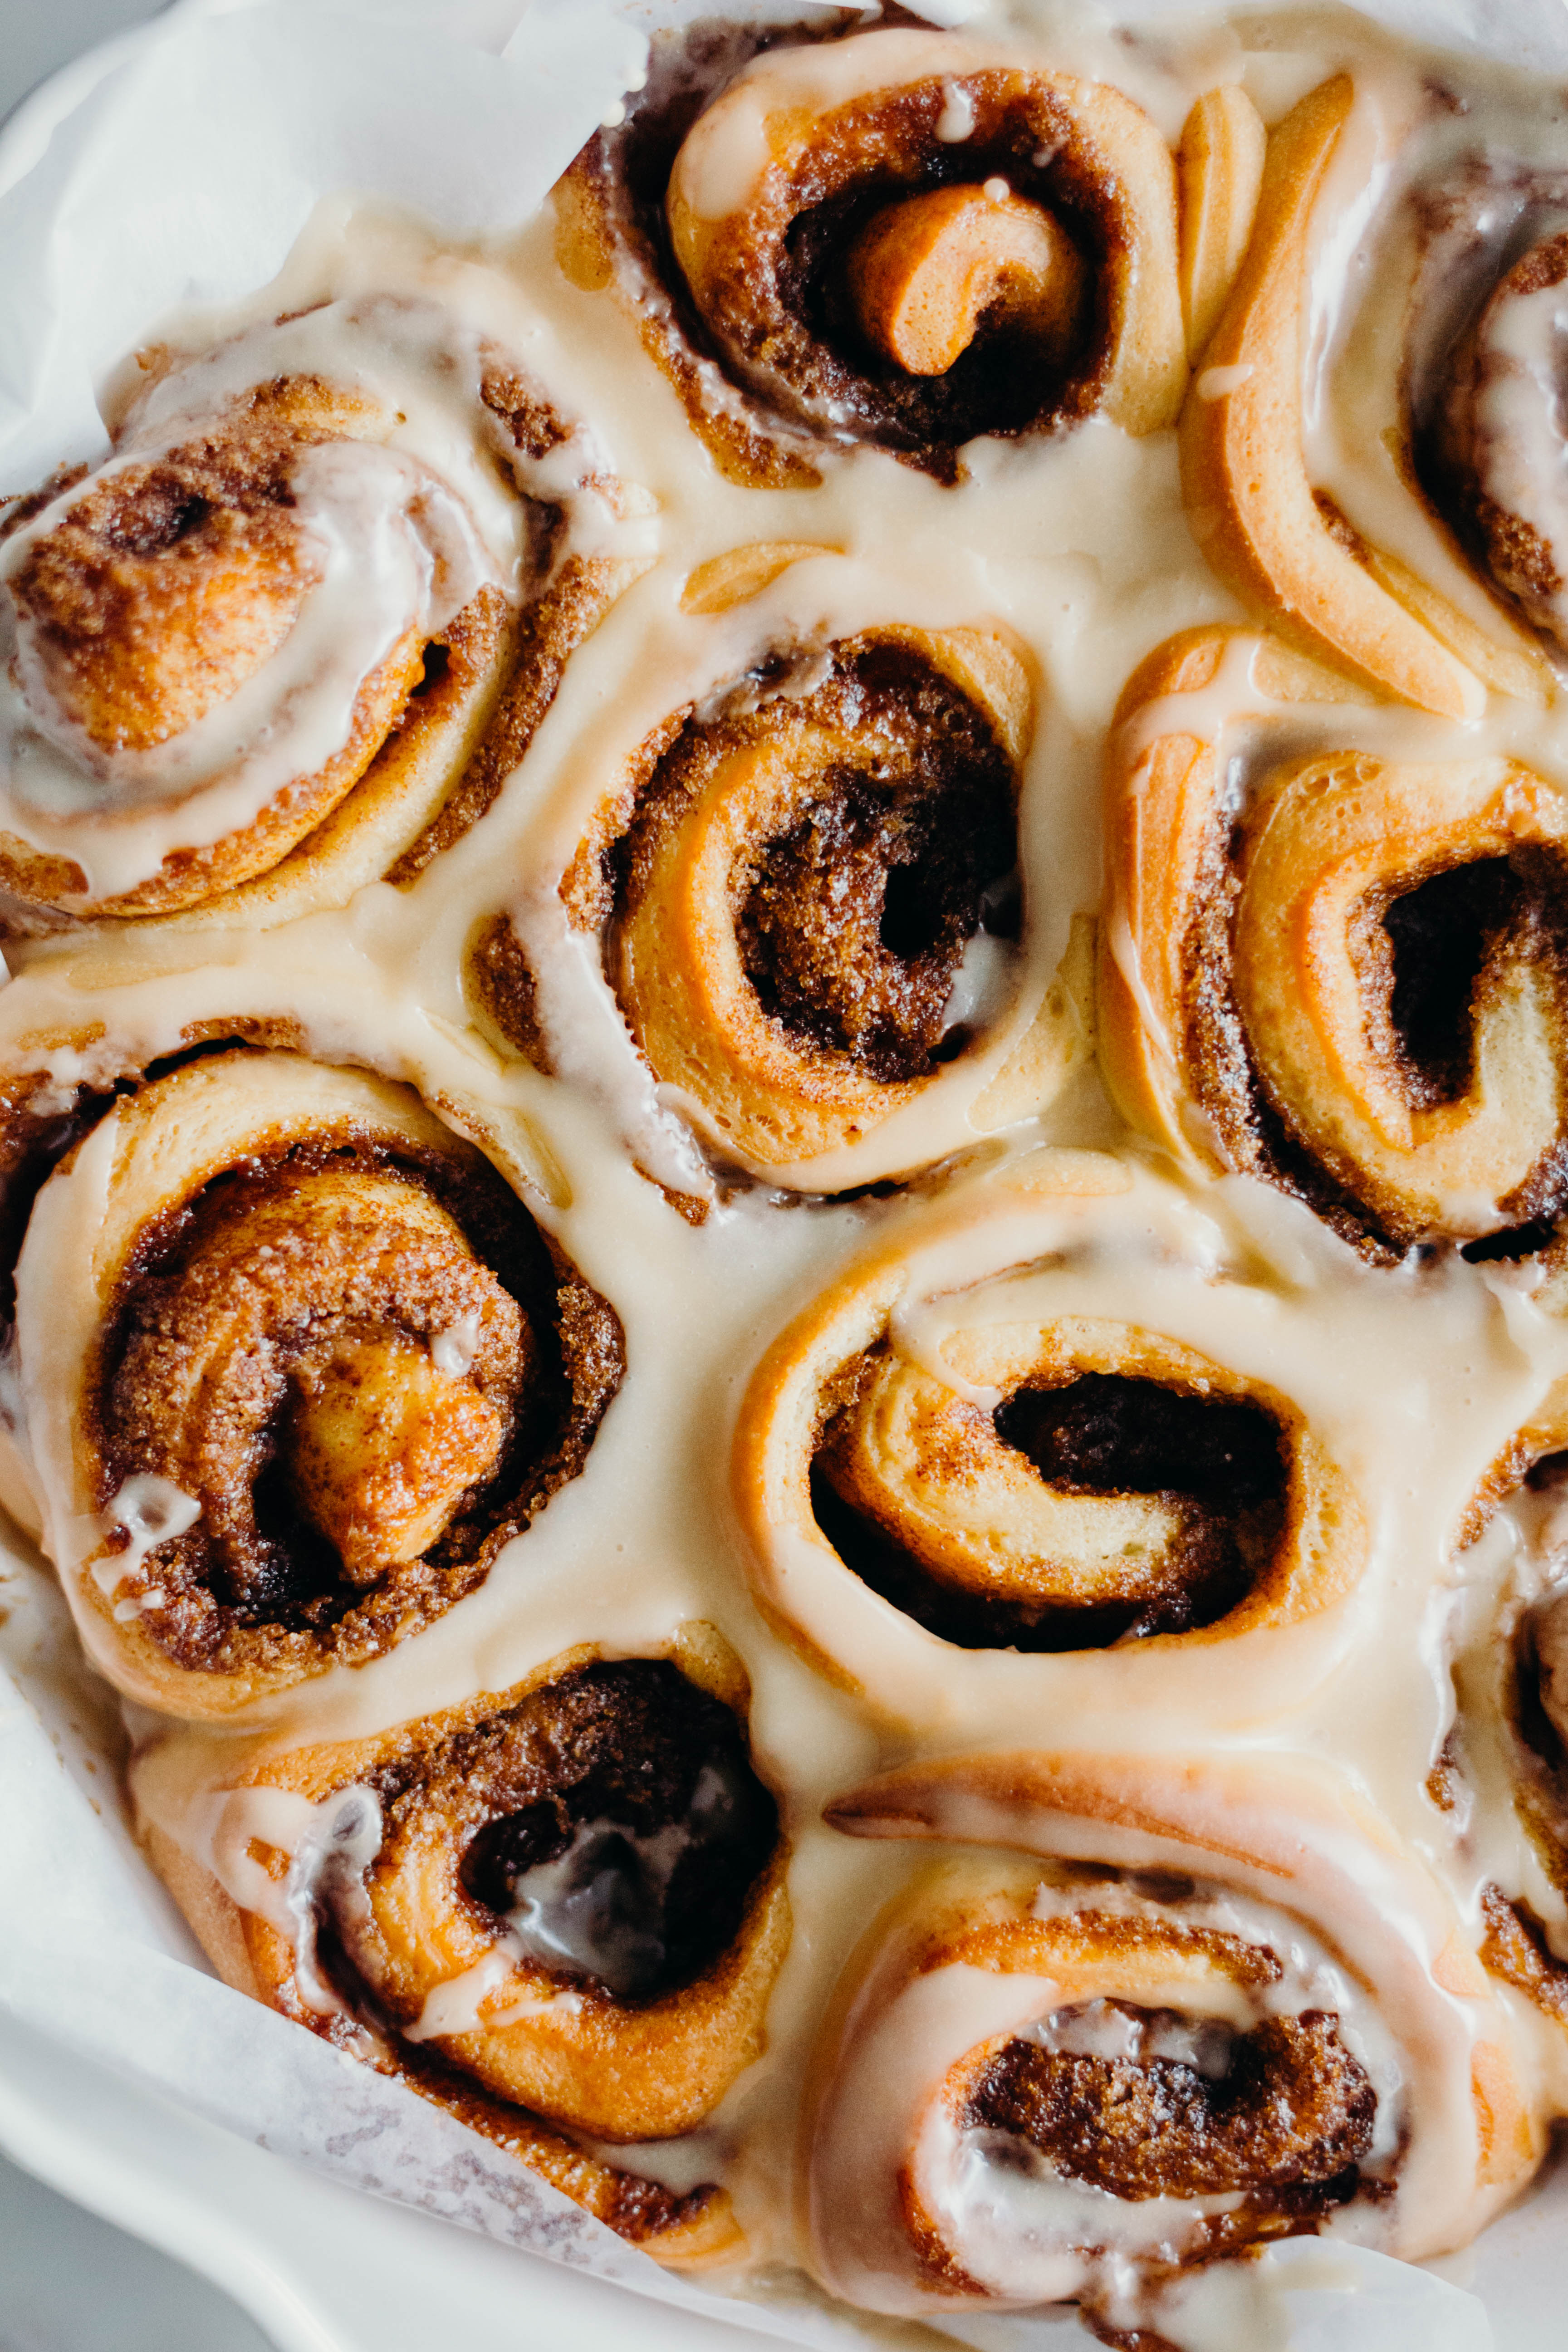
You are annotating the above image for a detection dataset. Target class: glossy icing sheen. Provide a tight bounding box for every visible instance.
[5,2,1568,2337]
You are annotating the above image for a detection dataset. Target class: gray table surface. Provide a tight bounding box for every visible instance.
[0,4,278,2343]
[0,2150,274,2352]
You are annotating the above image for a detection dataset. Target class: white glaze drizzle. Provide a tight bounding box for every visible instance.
[936,80,976,142]
[430,1313,484,1380]
[153,1779,384,2020]
[89,1475,201,1597]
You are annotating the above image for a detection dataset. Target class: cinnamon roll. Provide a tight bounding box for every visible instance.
[7,1045,622,1716]
[133,1631,789,2267]
[0,296,647,927]
[1177,77,1530,718]
[734,1156,1365,1727]
[810,1750,1540,2328]
[559,24,1188,485]
[470,600,1086,1192]
[1391,149,1568,694]
[1440,1386,1568,2062]
[1101,623,1568,1253]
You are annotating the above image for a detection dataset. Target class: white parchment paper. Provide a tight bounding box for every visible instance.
[0,2,1561,2346]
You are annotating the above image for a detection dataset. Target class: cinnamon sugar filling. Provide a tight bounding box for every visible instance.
[91,1117,622,1672]
[960,1998,1375,2210]
[1514,1529,1568,1782]
[0,1083,113,1323]
[813,1364,1288,1652]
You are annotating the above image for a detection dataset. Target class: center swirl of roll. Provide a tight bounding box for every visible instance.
[660,32,1185,472]
[960,1994,1375,2201]
[1230,754,1568,1249]
[0,295,549,922]
[1104,628,1568,1255]
[79,1050,630,1700]
[1,372,475,821]
[1424,223,1568,652]
[812,1324,1298,1652]
[606,632,1022,1164]
[108,1151,528,1612]
[806,1858,1411,2315]
[438,1660,780,2002]
[8,397,347,760]
[729,721,1014,1087]
[326,1654,788,2142]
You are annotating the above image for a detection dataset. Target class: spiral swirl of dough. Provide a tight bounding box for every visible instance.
[563,26,1193,486]
[1101,624,1568,1253]
[0,299,647,926]
[734,1156,1365,1725]
[14,1048,622,1716]
[809,1750,1541,2323]
[472,607,1047,1189]
[135,1634,789,2268]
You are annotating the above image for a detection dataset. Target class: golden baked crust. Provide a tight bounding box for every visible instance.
[1178,78,1490,716]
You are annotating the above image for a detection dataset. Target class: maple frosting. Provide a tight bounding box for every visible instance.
[5,3,1568,2342]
